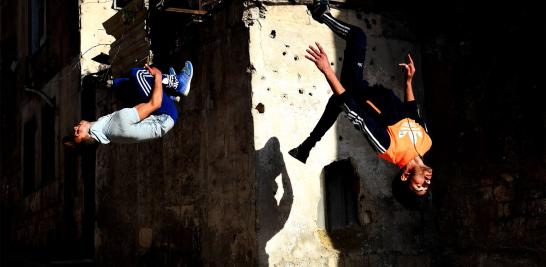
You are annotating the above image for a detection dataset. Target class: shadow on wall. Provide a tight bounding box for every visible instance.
[147,5,197,71]
[256,137,293,266]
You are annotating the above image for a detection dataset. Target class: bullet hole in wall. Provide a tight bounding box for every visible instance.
[267,88,271,91]
[282,51,287,56]
[246,64,256,74]
[330,62,334,66]
[294,55,299,61]
[364,18,371,29]
[372,46,376,51]
[270,30,276,39]
[261,76,266,80]
[339,135,343,141]
[308,92,313,96]
[338,57,343,61]
[285,44,290,48]
[298,89,304,94]
[256,103,265,113]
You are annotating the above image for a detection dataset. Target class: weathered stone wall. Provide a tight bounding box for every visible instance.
[249,4,433,266]
[2,64,85,264]
[0,0,86,264]
[3,0,543,266]
[415,1,546,266]
[191,1,256,264]
[80,0,117,75]
[95,1,256,266]
[92,1,545,265]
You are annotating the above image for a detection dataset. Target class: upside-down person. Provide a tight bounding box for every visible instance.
[289,0,432,207]
[64,62,193,146]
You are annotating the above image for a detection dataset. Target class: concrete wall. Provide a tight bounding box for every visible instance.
[88,1,545,265]
[3,1,543,266]
[193,3,256,263]
[80,0,117,75]
[249,4,433,266]
[94,1,256,265]
[414,1,545,266]
[0,0,85,264]
[12,64,86,261]
[102,0,150,77]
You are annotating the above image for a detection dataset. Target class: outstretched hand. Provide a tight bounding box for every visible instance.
[305,42,332,74]
[398,53,415,81]
[145,64,162,77]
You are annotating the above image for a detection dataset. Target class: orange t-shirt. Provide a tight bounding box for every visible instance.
[378,118,432,168]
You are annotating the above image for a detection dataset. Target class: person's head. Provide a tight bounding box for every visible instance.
[392,156,433,209]
[401,156,432,196]
[63,120,96,149]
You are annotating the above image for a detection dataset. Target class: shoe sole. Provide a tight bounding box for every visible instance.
[182,65,193,96]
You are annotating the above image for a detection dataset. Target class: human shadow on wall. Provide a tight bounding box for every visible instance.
[256,137,293,266]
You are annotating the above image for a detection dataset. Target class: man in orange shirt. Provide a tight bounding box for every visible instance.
[289,0,432,205]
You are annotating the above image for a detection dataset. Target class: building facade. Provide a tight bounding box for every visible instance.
[1,0,544,266]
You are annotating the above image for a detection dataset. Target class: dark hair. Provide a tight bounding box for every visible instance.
[62,135,99,151]
[391,170,431,210]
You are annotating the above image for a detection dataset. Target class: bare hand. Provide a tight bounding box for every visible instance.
[305,42,332,74]
[398,53,415,80]
[145,64,162,77]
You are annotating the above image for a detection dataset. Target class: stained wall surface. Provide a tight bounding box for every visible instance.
[2,1,543,266]
[0,0,87,265]
[249,4,433,266]
[80,0,116,75]
[94,1,256,266]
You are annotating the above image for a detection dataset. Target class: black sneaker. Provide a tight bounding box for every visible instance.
[288,145,311,164]
[310,0,330,23]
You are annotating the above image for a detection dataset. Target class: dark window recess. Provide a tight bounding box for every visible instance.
[41,104,55,185]
[23,117,37,196]
[114,0,132,9]
[323,159,359,231]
